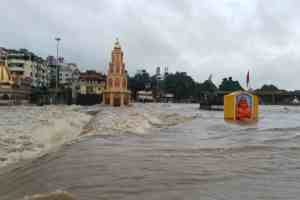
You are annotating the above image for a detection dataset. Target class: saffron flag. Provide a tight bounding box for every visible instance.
[246,70,250,88]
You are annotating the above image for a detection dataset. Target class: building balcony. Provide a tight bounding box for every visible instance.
[7,59,26,64]
[8,67,25,72]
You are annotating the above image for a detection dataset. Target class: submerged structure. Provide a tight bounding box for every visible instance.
[103,39,130,106]
[224,91,259,121]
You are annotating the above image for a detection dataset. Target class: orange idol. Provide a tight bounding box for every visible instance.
[224,91,259,122]
[236,96,251,120]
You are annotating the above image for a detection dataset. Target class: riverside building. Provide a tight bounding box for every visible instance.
[6,49,48,88]
[79,70,106,95]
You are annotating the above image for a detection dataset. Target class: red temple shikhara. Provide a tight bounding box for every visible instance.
[103,39,131,106]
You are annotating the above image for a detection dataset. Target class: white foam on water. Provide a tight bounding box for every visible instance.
[23,190,76,200]
[0,105,92,169]
[0,103,216,169]
[84,103,199,136]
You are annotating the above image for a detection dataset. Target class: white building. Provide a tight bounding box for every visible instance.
[6,49,48,88]
[58,62,80,101]
[59,63,80,86]
[137,91,154,102]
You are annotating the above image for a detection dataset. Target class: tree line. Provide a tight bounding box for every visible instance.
[128,69,280,101]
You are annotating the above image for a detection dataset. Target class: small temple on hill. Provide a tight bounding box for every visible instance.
[103,39,131,106]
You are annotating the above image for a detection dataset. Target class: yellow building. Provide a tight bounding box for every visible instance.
[79,70,106,95]
[103,39,131,106]
[224,91,259,121]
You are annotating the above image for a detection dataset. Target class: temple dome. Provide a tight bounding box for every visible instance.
[114,38,121,49]
[0,63,13,85]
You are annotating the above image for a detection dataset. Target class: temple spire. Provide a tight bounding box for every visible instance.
[103,40,130,106]
[114,38,121,49]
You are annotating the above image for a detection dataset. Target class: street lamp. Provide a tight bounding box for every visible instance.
[55,37,61,90]
[55,37,61,104]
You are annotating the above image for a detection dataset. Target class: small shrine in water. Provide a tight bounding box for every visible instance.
[103,39,131,106]
[224,91,259,121]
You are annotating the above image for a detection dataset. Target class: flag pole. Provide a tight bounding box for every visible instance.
[246,70,250,91]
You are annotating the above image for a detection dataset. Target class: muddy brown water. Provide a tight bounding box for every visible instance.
[1,106,300,200]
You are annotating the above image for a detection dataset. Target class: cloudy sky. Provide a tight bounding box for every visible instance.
[1,0,300,89]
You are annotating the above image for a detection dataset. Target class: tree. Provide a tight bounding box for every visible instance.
[162,72,196,100]
[258,84,279,92]
[198,80,218,93]
[219,77,243,91]
[128,69,151,99]
[193,79,220,104]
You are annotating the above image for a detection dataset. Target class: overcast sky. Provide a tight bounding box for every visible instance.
[1,0,300,89]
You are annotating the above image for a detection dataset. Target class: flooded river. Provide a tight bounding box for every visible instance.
[1,105,300,200]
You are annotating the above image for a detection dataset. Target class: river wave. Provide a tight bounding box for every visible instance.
[2,104,300,200]
[0,103,198,170]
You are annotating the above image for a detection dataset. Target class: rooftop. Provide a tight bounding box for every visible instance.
[79,70,106,81]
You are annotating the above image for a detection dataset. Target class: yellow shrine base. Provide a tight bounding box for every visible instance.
[103,91,131,107]
[224,91,259,121]
[102,39,131,107]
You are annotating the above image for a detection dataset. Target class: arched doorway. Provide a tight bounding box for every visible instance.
[124,95,129,105]
[105,94,110,105]
[113,95,121,107]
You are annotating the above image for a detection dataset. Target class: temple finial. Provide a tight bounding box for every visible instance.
[114,38,121,48]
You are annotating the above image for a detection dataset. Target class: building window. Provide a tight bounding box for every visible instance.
[87,86,93,94]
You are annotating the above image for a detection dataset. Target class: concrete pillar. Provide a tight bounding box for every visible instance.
[102,93,106,105]
[120,94,124,106]
[110,93,114,106]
